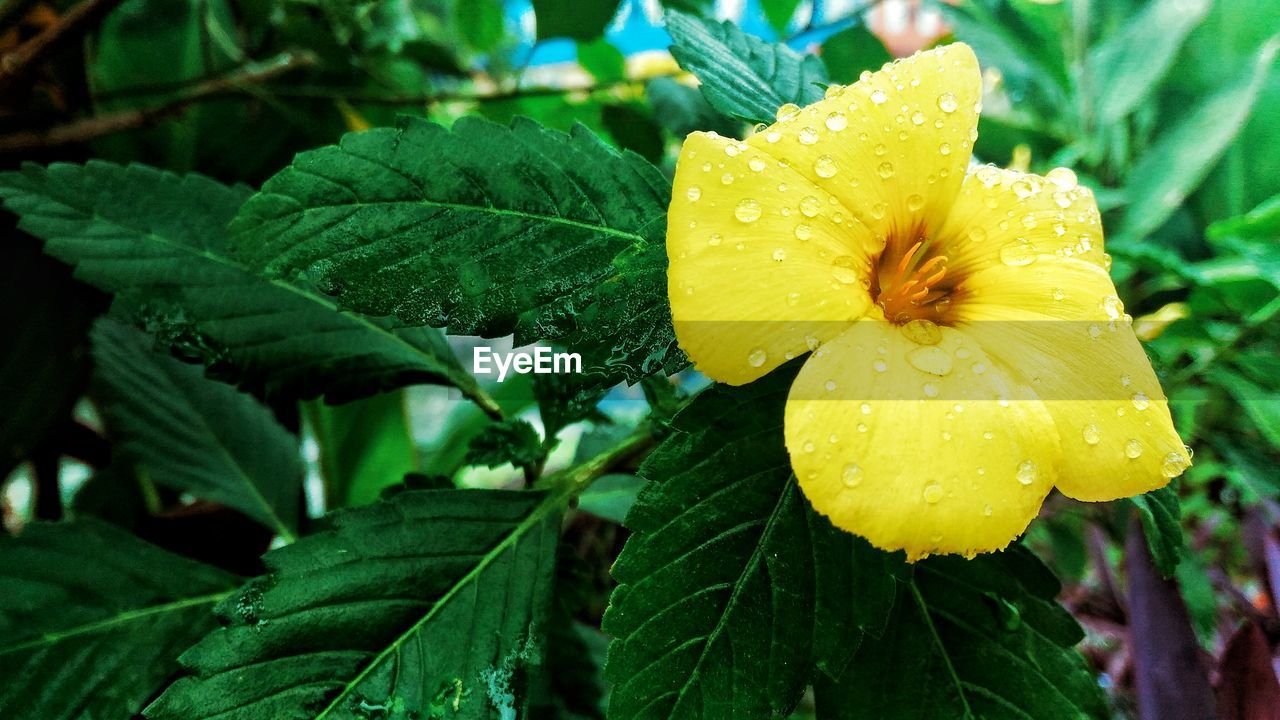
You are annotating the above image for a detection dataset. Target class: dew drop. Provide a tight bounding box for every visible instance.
[735,199,762,223]
[1016,460,1038,486]
[1082,424,1101,445]
[748,157,766,172]
[901,318,942,345]
[786,291,800,306]
[842,463,864,487]
[832,256,861,284]
[1046,166,1078,190]
[824,380,837,392]
[873,359,888,373]
[815,155,838,178]
[870,89,887,105]
[923,483,944,503]
[1161,452,1190,478]
[803,441,816,453]
[799,195,821,217]
[721,172,735,185]
[922,382,940,398]
[708,234,722,246]
[860,403,872,415]
[971,362,987,375]
[686,186,701,201]
[877,161,895,179]
[999,239,1036,267]
[1102,295,1123,320]
[798,126,820,145]
[794,223,813,241]
[825,112,848,132]
[765,130,782,143]
[1088,324,1103,339]
[775,103,801,122]
[906,193,926,211]
[937,92,958,113]
[747,347,767,367]
[983,503,993,517]
[1124,439,1143,459]
[772,248,787,262]
[1131,392,1150,411]
[939,142,952,156]
[911,111,926,126]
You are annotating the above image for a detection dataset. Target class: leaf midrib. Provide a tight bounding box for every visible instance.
[0,591,233,657]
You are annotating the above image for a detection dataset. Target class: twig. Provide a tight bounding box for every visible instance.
[0,0,126,93]
[0,0,42,32]
[0,52,313,153]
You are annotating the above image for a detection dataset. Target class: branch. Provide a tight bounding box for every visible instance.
[0,52,313,153]
[0,0,126,93]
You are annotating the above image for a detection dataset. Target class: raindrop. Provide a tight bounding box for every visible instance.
[1124,439,1143,459]
[971,362,987,375]
[803,441,816,453]
[825,112,848,132]
[901,318,942,345]
[1016,460,1037,486]
[1161,452,1190,478]
[748,157,766,172]
[1082,424,1101,445]
[775,103,801,122]
[873,359,888,373]
[747,347,767,367]
[907,194,926,211]
[999,239,1036,266]
[983,504,993,517]
[735,199,762,223]
[815,155,838,178]
[1046,167,1078,190]
[799,196,821,217]
[794,223,813,241]
[799,127,820,145]
[937,92,958,113]
[824,380,837,392]
[860,403,872,415]
[772,248,787,262]
[939,142,952,156]
[786,291,800,306]
[922,382,940,398]
[1102,295,1123,320]
[923,483,944,503]
[842,463,864,487]
[721,172,735,185]
[708,234,723,246]
[911,111,926,125]
[832,256,861,284]
[686,186,702,201]
[877,162,895,179]
[870,89,887,105]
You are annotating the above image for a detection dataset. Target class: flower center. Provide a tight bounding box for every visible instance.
[871,231,959,325]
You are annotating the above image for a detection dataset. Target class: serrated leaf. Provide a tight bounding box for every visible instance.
[533,0,622,41]
[467,419,546,471]
[665,10,829,125]
[0,521,239,719]
[0,161,487,407]
[146,488,561,720]
[1116,38,1279,242]
[305,390,417,508]
[817,548,1109,720]
[91,318,304,537]
[230,116,684,387]
[1129,484,1183,577]
[603,366,900,720]
[1086,0,1212,124]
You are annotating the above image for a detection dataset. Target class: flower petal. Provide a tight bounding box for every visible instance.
[957,256,1190,500]
[938,165,1108,277]
[784,320,1059,560]
[746,43,981,243]
[667,131,879,384]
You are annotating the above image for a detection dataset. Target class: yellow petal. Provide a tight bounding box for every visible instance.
[667,131,879,384]
[746,43,981,243]
[938,165,1108,277]
[784,320,1060,560]
[957,256,1190,500]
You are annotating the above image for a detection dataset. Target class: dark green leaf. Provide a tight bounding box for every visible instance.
[1128,484,1183,577]
[645,76,739,138]
[578,39,627,82]
[305,390,417,509]
[1116,38,1279,242]
[146,488,561,720]
[0,521,239,720]
[91,319,304,538]
[761,0,803,33]
[533,0,622,41]
[534,370,609,439]
[820,24,892,84]
[817,548,1109,720]
[576,473,644,524]
[1211,368,1280,449]
[603,367,900,719]
[0,162,488,407]
[601,103,666,163]
[467,419,546,472]
[1086,0,1212,123]
[230,116,684,386]
[665,10,829,125]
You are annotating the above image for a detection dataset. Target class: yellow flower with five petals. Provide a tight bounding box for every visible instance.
[666,43,1190,560]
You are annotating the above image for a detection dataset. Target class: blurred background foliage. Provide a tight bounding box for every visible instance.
[3,0,1280,717]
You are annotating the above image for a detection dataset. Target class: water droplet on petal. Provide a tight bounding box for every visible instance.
[735,199,762,223]
[906,194,925,211]
[748,157,766,172]
[799,196,821,217]
[772,248,787,261]
[721,172,735,185]
[1131,392,1150,411]
[825,112,847,131]
[939,142,952,156]
[873,359,888,373]
[798,127,820,145]
[686,186,701,201]
[794,223,813,241]
[815,155,838,178]
[786,291,800,306]
[870,89,887,105]
[901,319,942,345]
[707,234,722,246]
[1046,167,1078,190]
[911,111,926,125]
[909,346,953,376]
[877,161,895,179]
[775,103,801,122]
[923,483,944,503]
[832,256,861,284]
[1161,452,1190,478]
[999,239,1036,266]
[747,347,767,367]
[824,380,837,392]
[1016,460,1038,486]
[842,463,864,487]
[1082,424,1101,445]
[1124,439,1143,459]
[983,503,993,517]
[803,441,816,453]
[937,92,958,113]
[922,382,940,398]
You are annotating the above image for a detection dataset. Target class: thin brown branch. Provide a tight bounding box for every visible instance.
[0,52,313,153]
[0,0,125,93]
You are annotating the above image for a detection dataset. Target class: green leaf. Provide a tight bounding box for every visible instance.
[761,0,803,33]
[603,366,900,719]
[467,419,546,472]
[230,116,683,386]
[816,548,1109,720]
[456,0,506,52]
[1211,368,1280,449]
[665,10,829,125]
[91,318,304,538]
[145,488,562,720]
[1116,38,1280,242]
[576,473,644,524]
[1086,0,1212,124]
[0,521,239,719]
[645,76,739,138]
[820,24,892,85]
[601,103,666,163]
[1128,484,1183,577]
[1208,191,1280,240]
[533,0,622,41]
[578,38,627,82]
[305,390,417,509]
[0,162,489,408]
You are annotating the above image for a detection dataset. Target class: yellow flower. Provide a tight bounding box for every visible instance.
[666,43,1190,560]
